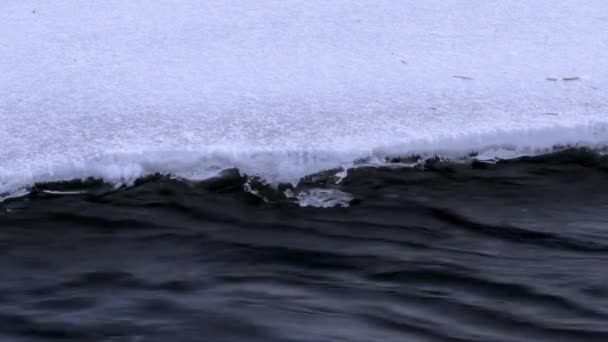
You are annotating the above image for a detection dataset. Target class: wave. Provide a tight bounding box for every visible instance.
[2,122,607,200]
[2,122,608,202]
[3,143,608,209]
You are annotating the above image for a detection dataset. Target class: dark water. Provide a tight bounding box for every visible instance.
[1,149,608,341]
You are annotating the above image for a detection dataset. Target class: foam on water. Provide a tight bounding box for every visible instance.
[1,1,608,195]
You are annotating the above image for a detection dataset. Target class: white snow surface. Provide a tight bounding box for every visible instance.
[1,0,608,193]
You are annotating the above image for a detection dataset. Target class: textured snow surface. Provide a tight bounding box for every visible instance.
[1,1,608,193]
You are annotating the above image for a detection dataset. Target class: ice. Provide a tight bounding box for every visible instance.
[1,1,607,194]
[296,189,354,208]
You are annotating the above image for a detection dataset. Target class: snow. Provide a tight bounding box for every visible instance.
[1,0,607,193]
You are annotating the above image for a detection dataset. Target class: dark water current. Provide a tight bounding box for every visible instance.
[1,148,608,341]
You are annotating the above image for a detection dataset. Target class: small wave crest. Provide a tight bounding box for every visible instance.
[2,122,608,202]
[3,146,608,210]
